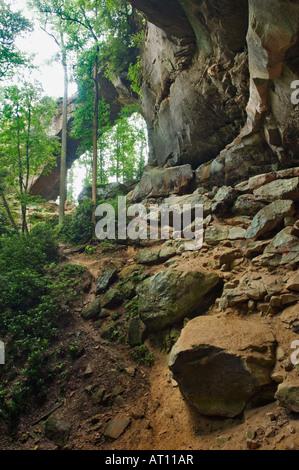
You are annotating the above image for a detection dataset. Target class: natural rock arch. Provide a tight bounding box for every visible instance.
[30,72,139,201]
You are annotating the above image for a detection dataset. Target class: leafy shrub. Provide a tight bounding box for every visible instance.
[0,227,87,425]
[59,199,93,245]
[129,344,154,366]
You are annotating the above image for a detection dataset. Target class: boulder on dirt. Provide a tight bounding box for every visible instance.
[104,418,131,440]
[137,269,220,331]
[211,186,236,216]
[169,316,276,418]
[127,317,147,347]
[81,298,101,320]
[275,382,299,413]
[96,268,118,295]
[134,247,161,265]
[228,226,246,240]
[286,272,299,292]
[245,200,295,239]
[134,246,177,265]
[101,288,123,309]
[205,225,230,245]
[258,226,299,267]
[163,191,213,219]
[44,417,71,447]
[232,194,266,217]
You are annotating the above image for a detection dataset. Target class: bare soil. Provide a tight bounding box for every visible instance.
[0,240,298,451]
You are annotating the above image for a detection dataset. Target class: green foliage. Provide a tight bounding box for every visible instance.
[84,244,96,255]
[71,52,111,149]
[0,212,10,236]
[100,109,147,183]
[0,2,32,79]
[0,84,59,182]
[0,226,88,424]
[129,345,154,366]
[125,298,139,319]
[0,227,57,422]
[59,199,94,245]
[128,57,142,94]
[0,82,60,232]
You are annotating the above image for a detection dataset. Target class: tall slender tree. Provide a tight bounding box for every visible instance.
[30,0,78,224]
[0,83,59,233]
[37,0,104,229]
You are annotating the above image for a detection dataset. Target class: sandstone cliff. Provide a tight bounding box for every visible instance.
[130,0,299,197]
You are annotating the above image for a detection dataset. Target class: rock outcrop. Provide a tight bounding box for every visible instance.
[133,0,299,185]
[31,0,299,203]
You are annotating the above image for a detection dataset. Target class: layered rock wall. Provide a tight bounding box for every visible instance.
[131,0,299,191]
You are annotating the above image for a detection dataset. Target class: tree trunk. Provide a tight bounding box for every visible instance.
[92,50,99,231]
[59,35,68,225]
[99,138,104,184]
[0,191,19,234]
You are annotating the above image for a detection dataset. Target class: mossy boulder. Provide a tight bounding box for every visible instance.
[275,382,299,413]
[102,288,123,309]
[137,268,220,331]
[127,317,147,347]
[81,298,101,320]
[44,417,71,447]
[96,268,117,295]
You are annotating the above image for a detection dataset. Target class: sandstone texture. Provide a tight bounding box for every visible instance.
[137,269,220,331]
[169,316,276,418]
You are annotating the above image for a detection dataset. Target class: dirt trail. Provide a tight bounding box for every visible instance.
[1,243,298,451]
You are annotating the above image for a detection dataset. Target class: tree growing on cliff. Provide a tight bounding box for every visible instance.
[0,83,59,233]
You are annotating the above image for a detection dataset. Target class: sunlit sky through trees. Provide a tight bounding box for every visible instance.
[4,0,148,203]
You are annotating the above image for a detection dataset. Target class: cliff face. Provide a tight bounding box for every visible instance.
[131,0,299,181]
[31,0,299,200]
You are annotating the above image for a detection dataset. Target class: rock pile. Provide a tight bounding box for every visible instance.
[80,165,299,421]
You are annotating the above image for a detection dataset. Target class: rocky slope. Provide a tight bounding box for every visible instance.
[17,0,299,451]
[2,164,299,450]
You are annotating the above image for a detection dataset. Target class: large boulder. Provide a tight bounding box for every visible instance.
[231,194,266,217]
[275,381,299,413]
[245,199,295,239]
[137,269,220,332]
[131,165,193,202]
[44,417,71,447]
[169,315,276,418]
[253,177,299,202]
[96,268,118,295]
[81,298,101,320]
[257,226,299,267]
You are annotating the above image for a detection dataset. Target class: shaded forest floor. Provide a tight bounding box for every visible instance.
[1,240,299,451]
